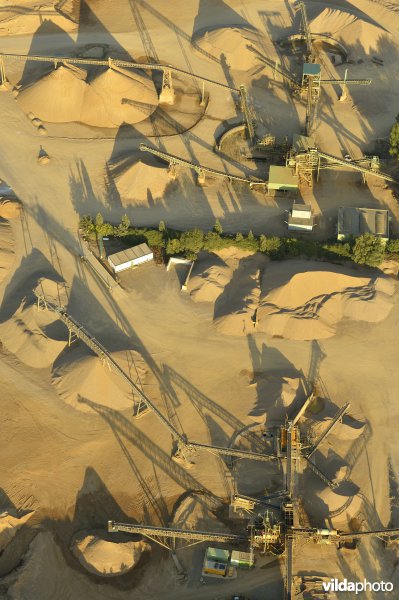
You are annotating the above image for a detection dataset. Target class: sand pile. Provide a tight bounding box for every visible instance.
[71,531,150,577]
[82,66,158,128]
[0,200,21,219]
[195,27,266,71]
[0,220,15,285]
[17,64,158,127]
[52,345,147,412]
[188,256,233,303]
[17,64,87,123]
[0,301,68,368]
[256,269,395,340]
[111,158,170,203]
[310,8,388,53]
[0,510,33,551]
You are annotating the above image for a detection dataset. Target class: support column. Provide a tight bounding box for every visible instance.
[159,69,175,105]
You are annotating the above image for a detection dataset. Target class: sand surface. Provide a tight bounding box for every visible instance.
[0,1,399,599]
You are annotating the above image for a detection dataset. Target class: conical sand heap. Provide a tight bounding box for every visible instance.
[17,64,87,123]
[17,63,158,127]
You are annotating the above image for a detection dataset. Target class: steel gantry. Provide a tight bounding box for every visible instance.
[0,52,239,93]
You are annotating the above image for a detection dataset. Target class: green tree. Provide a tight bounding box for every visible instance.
[203,231,225,251]
[180,228,204,253]
[235,232,244,242]
[158,220,166,232]
[115,214,130,236]
[247,230,254,240]
[213,219,223,234]
[259,234,282,255]
[79,215,95,235]
[389,114,399,158]
[144,229,164,248]
[166,238,182,255]
[352,233,385,266]
[386,238,399,255]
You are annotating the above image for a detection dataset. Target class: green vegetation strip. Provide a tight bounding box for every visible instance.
[80,214,399,268]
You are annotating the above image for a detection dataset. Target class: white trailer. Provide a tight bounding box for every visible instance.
[108,242,153,273]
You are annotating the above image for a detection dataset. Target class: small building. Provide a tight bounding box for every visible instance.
[268,165,298,192]
[337,207,389,242]
[202,547,230,577]
[231,550,254,569]
[287,203,315,232]
[107,242,153,273]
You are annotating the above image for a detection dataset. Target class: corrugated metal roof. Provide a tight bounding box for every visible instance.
[337,207,389,238]
[108,242,152,267]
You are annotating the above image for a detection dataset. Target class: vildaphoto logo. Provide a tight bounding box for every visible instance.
[322,579,394,594]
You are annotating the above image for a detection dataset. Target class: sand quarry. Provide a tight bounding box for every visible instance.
[0,1,399,599]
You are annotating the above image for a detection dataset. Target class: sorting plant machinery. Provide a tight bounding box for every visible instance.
[108,389,399,599]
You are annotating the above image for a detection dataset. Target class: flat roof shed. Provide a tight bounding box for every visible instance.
[108,242,153,273]
[268,166,298,191]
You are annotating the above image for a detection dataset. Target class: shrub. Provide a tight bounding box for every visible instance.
[321,242,352,259]
[352,233,385,267]
[185,251,198,261]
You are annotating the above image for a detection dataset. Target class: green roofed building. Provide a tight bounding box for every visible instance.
[268,165,298,192]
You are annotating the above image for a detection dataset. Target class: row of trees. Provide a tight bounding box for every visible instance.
[80,214,398,267]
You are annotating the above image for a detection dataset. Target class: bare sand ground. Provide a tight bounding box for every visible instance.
[0,1,399,599]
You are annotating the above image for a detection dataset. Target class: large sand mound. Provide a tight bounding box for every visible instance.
[0,301,68,368]
[17,64,158,127]
[52,345,147,412]
[191,256,395,339]
[71,531,150,577]
[0,220,15,285]
[82,66,158,128]
[310,8,388,53]
[195,27,266,71]
[257,271,395,340]
[111,158,170,203]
